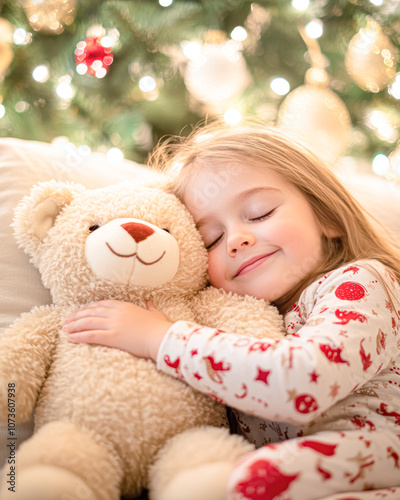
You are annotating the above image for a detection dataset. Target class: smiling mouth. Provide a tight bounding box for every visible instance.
[106,242,166,265]
[235,252,277,277]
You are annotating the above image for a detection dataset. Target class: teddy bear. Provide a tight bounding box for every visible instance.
[0,180,284,500]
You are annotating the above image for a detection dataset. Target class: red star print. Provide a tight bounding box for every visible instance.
[194,372,202,380]
[190,349,198,357]
[309,370,319,383]
[255,367,271,385]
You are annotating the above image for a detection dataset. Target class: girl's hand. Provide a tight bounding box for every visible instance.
[64,300,173,361]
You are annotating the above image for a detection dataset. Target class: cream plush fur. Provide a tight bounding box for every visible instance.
[0,181,284,500]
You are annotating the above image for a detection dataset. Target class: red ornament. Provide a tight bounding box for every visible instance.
[335,281,366,301]
[74,37,113,77]
[294,393,318,414]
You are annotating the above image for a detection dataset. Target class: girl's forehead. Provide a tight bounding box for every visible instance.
[186,161,289,191]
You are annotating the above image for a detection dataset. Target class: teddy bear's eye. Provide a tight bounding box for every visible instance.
[162,228,170,233]
[89,224,100,232]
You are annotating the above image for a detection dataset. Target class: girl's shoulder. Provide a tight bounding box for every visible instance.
[298,259,400,311]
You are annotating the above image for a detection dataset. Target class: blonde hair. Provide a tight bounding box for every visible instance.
[149,119,400,311]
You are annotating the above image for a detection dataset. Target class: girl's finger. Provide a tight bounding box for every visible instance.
[64,307,111,323]
[68,330,109,345]
[64,316,108,333]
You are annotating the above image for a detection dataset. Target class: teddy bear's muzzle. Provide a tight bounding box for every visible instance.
[85,217,180,287]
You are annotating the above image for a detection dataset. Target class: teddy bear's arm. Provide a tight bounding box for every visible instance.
[0,305,63,425]
[191,287,285,340]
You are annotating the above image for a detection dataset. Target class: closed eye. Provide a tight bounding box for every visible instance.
[206,234,223,251]
[250,208,276,222]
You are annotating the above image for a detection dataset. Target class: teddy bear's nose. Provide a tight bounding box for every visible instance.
[121,222,155,243]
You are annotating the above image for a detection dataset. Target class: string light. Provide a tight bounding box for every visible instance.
[159,0,173,6]
[224,108,242,125]
[305,20,323,39]
[56,76,74,100]
[231,26,247,42]
[292,0,310,10]
[180,41,202,60]
[15,101,29,113]
[0,104,5,119]
[13,27,31,45]
[139,76,157,92]
[32,65,49,83]
[270,77,290,96]
[372,153,390,175]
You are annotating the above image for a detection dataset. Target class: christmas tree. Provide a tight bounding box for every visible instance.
[0,0,399,176]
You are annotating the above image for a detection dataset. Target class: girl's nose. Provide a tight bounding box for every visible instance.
[227,231,255,256]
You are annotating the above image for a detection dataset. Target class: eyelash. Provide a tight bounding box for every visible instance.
[250,208,275,222]
[205,209,276,251]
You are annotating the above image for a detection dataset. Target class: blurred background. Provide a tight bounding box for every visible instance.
[0,0,399,179]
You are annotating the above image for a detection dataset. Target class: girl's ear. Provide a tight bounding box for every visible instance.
[12,180,86,262]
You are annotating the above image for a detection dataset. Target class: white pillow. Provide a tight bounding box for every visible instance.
[0,138,161,332]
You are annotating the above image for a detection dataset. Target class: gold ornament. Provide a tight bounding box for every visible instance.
[277,26,351,160]
[345,18,397,93]
[23,0,77,35]
[0,18,13,74]
[184,30,251,106]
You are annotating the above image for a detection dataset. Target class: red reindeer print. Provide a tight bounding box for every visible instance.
[351,415,376,431]
[234,459,299,500]
[299,440,338,456]
[316,460,332,480]
[346,452,375,484]
[376,329,387,354]
[387,446,400,468]
[335,281,367,301]
[319,342,350,365]
[376,403,400,425]
[294,393,319,414]
[334,309,367,325]
[203,355,231,384]
[343,265,360,275]
[163,355,181,376]
[360,339,373,371]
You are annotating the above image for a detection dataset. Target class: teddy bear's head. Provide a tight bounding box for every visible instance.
[13,180,209,306]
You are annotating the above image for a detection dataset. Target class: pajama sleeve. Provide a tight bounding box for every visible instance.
[156,261,400,425]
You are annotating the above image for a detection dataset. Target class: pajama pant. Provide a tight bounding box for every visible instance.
[226,429,400,500]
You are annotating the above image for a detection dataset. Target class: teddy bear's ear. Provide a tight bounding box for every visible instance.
[13,180,86,259]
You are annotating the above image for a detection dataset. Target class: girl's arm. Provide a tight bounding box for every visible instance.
[155,262,400,425]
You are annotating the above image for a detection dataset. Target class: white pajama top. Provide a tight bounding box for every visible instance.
[156,260,400,447]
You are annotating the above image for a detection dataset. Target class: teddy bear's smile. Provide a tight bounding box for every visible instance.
[105,241,166,265]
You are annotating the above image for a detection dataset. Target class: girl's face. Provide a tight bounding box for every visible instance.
[183,163,326,313]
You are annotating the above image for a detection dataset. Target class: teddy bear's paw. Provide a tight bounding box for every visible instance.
[0,465,101,500]
[156,461,233,500]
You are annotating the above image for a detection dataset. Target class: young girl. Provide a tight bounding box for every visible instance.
[64,122,400,500]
